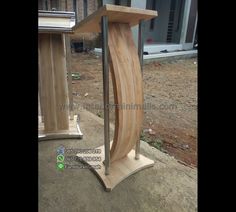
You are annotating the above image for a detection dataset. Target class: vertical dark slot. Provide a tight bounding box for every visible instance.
[167,0,177,43]
[73,0,77,23]
[115,0,121,5]
[150,0,156,30]
[84,0,88,18]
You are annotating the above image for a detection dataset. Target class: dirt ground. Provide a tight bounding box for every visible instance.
[70,52,197,167]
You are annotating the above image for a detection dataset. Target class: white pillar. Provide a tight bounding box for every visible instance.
[180,0,192,45]
[130,0,147,47]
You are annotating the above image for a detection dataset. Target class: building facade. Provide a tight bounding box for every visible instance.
[38,0,198,53]
[103,0,197,53]
[38,0,98,22]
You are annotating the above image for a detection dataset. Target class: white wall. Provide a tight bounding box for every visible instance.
[130,0,147,47]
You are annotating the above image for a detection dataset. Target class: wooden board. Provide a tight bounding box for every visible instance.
[108,23,144,163]
[76,144,154,191]
[38,115,83,141]
[38,48,45,122]
[64,34,74,120]
[73,4,157,33]
[38,34,58,132]
[38,33,69,132]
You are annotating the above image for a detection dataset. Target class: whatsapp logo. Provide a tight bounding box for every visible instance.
[57,154,65,162]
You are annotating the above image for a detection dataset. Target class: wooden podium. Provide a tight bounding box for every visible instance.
[38,11,83,140]
[74,5,158,191]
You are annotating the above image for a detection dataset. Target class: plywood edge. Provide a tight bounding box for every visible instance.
[105,4,158,17]
[38,132,82,141]
[72,6,106,33]
[76,145,154,191]
[73,4,158,33]
[38,115,83,141]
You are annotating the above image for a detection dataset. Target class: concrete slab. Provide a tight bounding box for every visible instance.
[39,109,197,212]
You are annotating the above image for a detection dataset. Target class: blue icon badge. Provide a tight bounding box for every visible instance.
[57,145,65,155]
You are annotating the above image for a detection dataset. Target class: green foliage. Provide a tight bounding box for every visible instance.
[140,131,164,151]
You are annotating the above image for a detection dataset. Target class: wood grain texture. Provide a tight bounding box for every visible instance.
[38,47,44,122]
[76,144,154,191]
[38,33,69,133]
[38,34,58,132]
[108,23,144,163]
[73,4,158,33]
[38,115,83,141]
[64,34,74,120]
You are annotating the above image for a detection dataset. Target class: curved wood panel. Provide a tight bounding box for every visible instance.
[108,23,143,163]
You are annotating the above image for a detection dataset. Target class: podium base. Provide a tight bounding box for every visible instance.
[38,115,83,141]
[77,144,154,191]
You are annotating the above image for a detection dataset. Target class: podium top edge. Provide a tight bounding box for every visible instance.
[73,4,158,33]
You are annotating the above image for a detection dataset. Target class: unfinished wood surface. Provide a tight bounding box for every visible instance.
[38,115,83,141]
[73,5,157,162]
[108,23,144,163]
[64,34,74,120]
[38,47,44,122]
[73,4,157,33]
[38,34,58,132]
[76,144,154,191]
[38,33,69,133]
